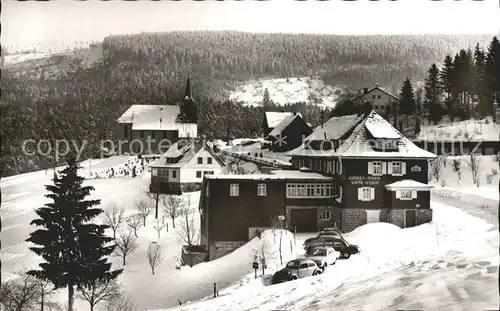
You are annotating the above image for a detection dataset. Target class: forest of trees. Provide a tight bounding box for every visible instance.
[0,31,496,177]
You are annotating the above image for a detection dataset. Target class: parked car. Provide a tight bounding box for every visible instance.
[300,247,340,271]
[305,237,360,259]
[303,228,344,248]
[272,259,322,284]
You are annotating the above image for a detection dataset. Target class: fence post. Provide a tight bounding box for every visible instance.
[213,283,217,298]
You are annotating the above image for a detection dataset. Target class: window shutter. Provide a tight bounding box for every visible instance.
[411,190,417,199]
[367,162,373,175]
[382,162,387,174]
[402,162,407,175]
[395,190,401,199]
[388,162,393,175]
[370,188,375,200]
[339,163,343,174]
[358,188,362,200]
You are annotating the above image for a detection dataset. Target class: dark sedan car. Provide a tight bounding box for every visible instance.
[272,259,322,284]
[305,237,360,259]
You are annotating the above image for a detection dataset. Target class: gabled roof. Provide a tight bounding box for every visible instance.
[352,86,399,103]
[267,115,306,138]
[151,141,225,168]
[287,111,437,160]
[307,114,364,142]
[265,111,302,129]
[117,104,197,136]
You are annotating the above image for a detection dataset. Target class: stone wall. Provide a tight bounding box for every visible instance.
[389,209,405,228]
[416,209,433,225]
[341,209,367,232]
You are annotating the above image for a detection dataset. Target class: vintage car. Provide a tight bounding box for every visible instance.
[305,237,360,259]
[300,247,340,271]
[272,259,322,284]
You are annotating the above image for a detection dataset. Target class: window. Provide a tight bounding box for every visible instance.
[152,168,158,176]
[372,95,376,99]
[286,184,334,198]
[400,190,412,199]
[358,187,375,201]
[163,131,168,139]
[257,183,267,196]
[369,161,383,175]
[197,157,203,164]
[151,131,156,139]
[391,161,402,175]
[172,170,177,178]
[140,131,144,138]
[196,171,202,178]
[377,95,381,99]
[207,157,213,164]
[375,105,379,109]
[299,263,308,269]
[230,183,239,196]
[321,210,331,220]
[204,171,214,175]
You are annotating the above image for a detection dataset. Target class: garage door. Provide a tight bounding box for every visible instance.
[290,208,318,233]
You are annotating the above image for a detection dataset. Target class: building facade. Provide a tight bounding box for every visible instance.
[352,86,399,117]
[199,170,336,260]
[150,141,225,193]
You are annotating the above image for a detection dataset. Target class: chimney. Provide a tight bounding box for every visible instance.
[363,88,369,94]
[159,108,163,127]
[293,111,297,116]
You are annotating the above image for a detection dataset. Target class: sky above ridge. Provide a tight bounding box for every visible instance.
[3,0,499,52]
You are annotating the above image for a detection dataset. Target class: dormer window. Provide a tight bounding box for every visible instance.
[374,138,399,151]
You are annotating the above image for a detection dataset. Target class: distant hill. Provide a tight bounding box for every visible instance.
[0,31,494,177]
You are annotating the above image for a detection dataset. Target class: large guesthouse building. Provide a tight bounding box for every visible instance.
[199,109,436,260]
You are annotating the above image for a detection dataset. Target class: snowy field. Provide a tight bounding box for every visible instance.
[418,117,499,142]
[429,155,499,201]
[1,160,297,310]
[155,202,499,311]
[229,77,342,108]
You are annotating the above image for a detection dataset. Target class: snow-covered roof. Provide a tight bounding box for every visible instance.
[117,105,197,136]
[205,169,331,181]
[365,115,400,139]
[151,141,225,168]
[267,115,305,138]
[288,111,437,159]
[385,180,434,191]
[307,114,364,141]
[265,111,301,128]
[352,86,399,103]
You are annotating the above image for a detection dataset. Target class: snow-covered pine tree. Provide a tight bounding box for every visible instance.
[26,156,123,311]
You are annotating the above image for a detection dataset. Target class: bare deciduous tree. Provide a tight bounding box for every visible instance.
[103,203,126,240]
[162,195,183,228]
[251,237,272,275]
[431,159,442,181]
[38,279,56,311]
[153,219,167,239]
[145,182,163,219]
[136,199,154,227]
[465,152,482,187]
[98,295,136,311]
[125,214,143,238]
[0,274,42,311]
[76,279,121,311]
[177,205,199,247]
[146,242,164,275]
[113,231,138,266]
[452,159,462,181]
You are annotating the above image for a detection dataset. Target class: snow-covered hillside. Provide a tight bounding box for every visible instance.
[229,77,343,108]
[418,117,499,142]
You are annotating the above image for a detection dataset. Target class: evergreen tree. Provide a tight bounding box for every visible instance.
[474,43,489,117]
[398,78,416,116]
[26,157,123,311]
[262,88,273,108]
[440,54,456,118]
[414,115,421,136]
[424,63,444,124]
[486,36,500,105]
